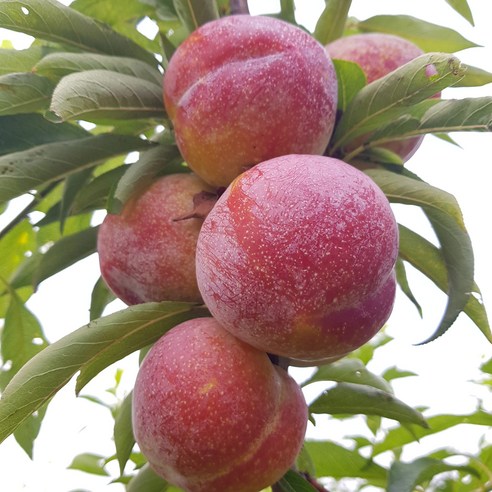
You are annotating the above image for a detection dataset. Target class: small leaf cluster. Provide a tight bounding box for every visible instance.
[0,0,491,491]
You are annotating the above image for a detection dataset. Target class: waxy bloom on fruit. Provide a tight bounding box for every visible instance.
[98,173,214,305]
[196,155,398,361]
[132,317,308,492]
[164,14,338,187]
[326,33,429,161]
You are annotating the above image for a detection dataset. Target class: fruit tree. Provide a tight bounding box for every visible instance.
[0,1,491,491]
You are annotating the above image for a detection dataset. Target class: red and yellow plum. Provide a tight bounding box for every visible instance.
[132,317,308,492]
[164,15,338,187]
[97,173,214,305]
[196,154,398,360]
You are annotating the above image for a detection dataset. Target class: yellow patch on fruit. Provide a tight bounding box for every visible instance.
[198,379,217,395]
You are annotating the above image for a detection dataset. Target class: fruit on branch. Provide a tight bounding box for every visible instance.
[132,317,308,492]
[196,154,398,361]
[164,14,338,187]
[97,173,214,305]
[326,33,429,161]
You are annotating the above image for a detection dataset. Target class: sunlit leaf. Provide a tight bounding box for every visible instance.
[49,70,164,123]
[0,0,156,66]
[59,168,93,232]
[357,15,478,52]
[0,134,153,204]
[443,0,474,26]
[310,382,427,427]
[0,72,54,116]
[313,0,352,45]
[173,0,219,33]
[455,64,492,87]
[332,59,367,112]
[34,52,162,85]
[68,452,109,476]
[301,358,393,393]
[0,302,208,443]
[330,53,465,153]
[114,391,135,475]
[0,46,53,75]
[387,457,478,492]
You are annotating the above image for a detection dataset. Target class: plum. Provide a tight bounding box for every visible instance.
[97,173,214,305]
[195,154,398,361]
[164,14,338,187]
[132,317,308,492]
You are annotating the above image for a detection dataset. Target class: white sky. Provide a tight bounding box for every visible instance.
[0,1,491,491]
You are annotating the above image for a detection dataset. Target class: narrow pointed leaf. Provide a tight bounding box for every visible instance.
[310,382,427,427]
[0,134,152,204]
[331,53,465,152]
[395,257,423,317]
[0,72,54,116]
[13,404,47,458]
[276,470,317,492]
[68,453,109,476]
[301,358,393,393]
[357,15,478,52]
[0,0,157,66]
[388,457,479,492]
[127,463,171,492]
[90,276,116,321]
[49,70,164,123]
[398,224,491,342]
[0,302,208,444]
[111,143,184,213]
[332,59,367,112]
[367,97,492,147]
[60,168,93,231]
[455,64,492,87]
[173,0,219,33]
[32,226,99,289]
[0,46,53,75]
[444,0,474,26]
[367,169,476,343]
[313,0,352,45]
[0,114,89,156]
[303,440,387,483]
[114,391,135,475]
[279,0,296,24]
[34,52,163,85]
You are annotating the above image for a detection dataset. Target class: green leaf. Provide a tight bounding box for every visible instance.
[330,53,465,153]
[310,382,427,427]
[373,410,492,456]
[111,142,184,213]
[0,72,54,116]
[0,134,153,204]
[173,0,219,33]
[332,59,367,112]
[276,470,317,492]
[0,0,157,66]
[367,97,492,148]
[455,65,492,87]
[13,403,47,458]
[49,70,164,123]
[114,391,135,475]
[366,168,477,343]
[90,276,116,321]
[32,226,99,289]
[0,302,208,444]
[357,15,479,52]
[313,0,352,45]
[279,0,296,24]
[395,258,423,317]
[301,358,393,393]
[127,463,171,492]
[68,453,109,476]
[387,457,478,492]
[0,114,89,156]
[34,52,163,85]
[303,440,387,484]
[0,221,36,282]
[398,224,491,342]
[60,168,93,232]
[382,367,418,382]
[444,0,474,26]
[0,46,53,75]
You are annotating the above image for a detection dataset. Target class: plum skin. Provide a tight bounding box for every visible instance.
[326,33,427,161]
[132,317,308,492]
[97,173,213,305]
[164,14,338,187]
[195,154,399,361]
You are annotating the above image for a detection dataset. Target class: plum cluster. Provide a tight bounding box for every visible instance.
[96,14,412,492]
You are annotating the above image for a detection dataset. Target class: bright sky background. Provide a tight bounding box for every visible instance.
[0,1,491,491]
